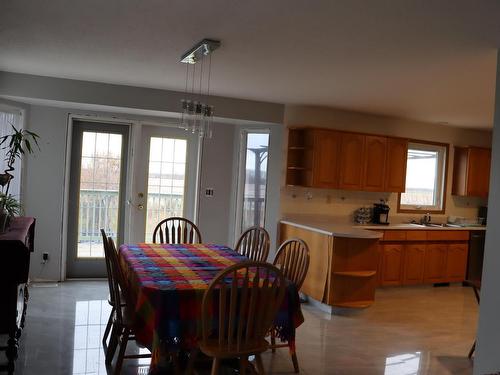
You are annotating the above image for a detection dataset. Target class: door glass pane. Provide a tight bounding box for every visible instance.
[145,137,187,241]
[77,132,122,258]
[241,133,269,231]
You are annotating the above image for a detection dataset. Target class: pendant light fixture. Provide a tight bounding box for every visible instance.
[179,39,220,138]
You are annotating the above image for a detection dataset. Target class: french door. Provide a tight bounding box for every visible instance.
[66,121,129,278]
[66,121,198,278]
[128,125,199,243]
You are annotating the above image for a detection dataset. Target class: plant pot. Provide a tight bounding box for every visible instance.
[0,209,9,234]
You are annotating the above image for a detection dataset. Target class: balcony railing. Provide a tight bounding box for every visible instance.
[78,189,183,244]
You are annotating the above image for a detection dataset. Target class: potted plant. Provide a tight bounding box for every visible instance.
[0,125,40,232]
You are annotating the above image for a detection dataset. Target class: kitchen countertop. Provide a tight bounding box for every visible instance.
[358,223,486,231]
[280,215,486,239]
[281,216,383,239]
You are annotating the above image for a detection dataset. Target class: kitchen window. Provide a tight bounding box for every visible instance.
[398,142,448,213]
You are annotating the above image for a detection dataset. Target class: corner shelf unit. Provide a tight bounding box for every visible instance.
[286,128,314,186]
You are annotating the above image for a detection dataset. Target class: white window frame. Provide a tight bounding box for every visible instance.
[234,129,270,239]
[398,141,448,213]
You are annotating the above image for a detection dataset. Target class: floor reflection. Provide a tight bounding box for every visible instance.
[72,300,151,374]
[385,352,421,375]
[73,300,110,374]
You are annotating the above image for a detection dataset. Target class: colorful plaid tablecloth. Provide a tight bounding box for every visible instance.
[118,243,304,373]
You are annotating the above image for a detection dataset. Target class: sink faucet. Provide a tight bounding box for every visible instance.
[420,213,432,225]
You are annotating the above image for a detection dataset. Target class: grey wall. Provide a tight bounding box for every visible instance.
[475,50,500,374]
[0,71,284,124]
[197,123,236,245]
[6,99,282,281]
[24,105,68,280]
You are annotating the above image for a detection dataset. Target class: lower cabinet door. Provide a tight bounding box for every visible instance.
[446,243,469,282]
[424,244,448,283]
[381,244,403,286]
[403,244,426,285]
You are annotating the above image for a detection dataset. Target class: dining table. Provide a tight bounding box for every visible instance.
[118,242,304,373]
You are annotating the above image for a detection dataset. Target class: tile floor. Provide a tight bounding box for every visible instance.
[0,281,478,374]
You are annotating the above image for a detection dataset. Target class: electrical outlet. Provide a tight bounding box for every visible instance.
[42,252,49,263]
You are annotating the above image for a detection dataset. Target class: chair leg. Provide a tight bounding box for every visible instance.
[291,352,300,373]
[240,356,248,375]
[186,349,198,375]
[255,354,265,375]
[102,307,114,349]
[105,324,120,364]
[271,331,276,353]
[468,341,476,359]
[210,357,220,375]
[171,352,181,375]
[114,327,129,375]
[289,341,299,373]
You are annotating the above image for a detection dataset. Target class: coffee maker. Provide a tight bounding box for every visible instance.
[372,201,390,225]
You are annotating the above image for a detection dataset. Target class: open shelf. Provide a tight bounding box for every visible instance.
[333,271,377,278]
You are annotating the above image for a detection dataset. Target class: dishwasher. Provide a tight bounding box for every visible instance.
[467,231,486,283]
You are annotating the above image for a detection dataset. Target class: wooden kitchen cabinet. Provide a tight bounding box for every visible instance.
[286,127,408,192]
[446,243,468,282]
[380,244,403,286]
[403,243,426,285]
[311,130,341,188]
[452,146,491,198]
[339,133,366,190]
[362,136,387,191]
[377,229,470,287]
[424,244,448,283]
[385,137,408,192]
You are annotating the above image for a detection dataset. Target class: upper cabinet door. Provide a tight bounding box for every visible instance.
[362,136,387,191]
[339,133,365,190]
[452,146,491,198]
[467,147,491,198]
[385,138,408,192]
[312,130,340,188]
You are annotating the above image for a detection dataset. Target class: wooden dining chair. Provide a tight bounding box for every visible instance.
[106,237,151,374]
[198,261,286,375]
[100,229,116,358]
[152,217,202,244]
[234,226,270,262]
[269,238,310,373]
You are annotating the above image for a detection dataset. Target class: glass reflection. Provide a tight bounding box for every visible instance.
[385,352,421,375]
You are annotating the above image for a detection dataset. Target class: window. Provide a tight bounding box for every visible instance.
[236,131,270,235]
[0,109,23,199]
[398,142,447,212]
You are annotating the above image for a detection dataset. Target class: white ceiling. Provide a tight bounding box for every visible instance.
[1,1,499,128]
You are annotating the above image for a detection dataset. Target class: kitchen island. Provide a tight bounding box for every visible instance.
[280,216,383,311]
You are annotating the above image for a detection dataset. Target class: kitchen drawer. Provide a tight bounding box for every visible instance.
[383,231,407,241]
[406,230,428,241]
[427,230,469,241]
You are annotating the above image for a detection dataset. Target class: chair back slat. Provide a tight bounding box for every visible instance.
[201,261,286,353]
[235,226,270,262]
[101,229,115,305]
[273,238,310,290]
[152,217,202,244]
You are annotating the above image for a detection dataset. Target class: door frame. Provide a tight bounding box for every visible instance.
[65,120,130,278]
[62,115,134,280]
[61,114,203,280]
